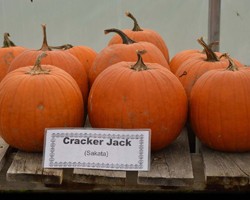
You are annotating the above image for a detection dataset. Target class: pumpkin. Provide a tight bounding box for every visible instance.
[190,57,250,152]
[89,28,170,86]
[175,37,244,100]
[0,33,27,82]
[0,52,84,152]
[50,43,97,79]
[7,24,89,117]
[169,39,220,74]
[88,50,187,152]
[108,11,170,63]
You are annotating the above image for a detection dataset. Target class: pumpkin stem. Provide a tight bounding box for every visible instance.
[2,33,16,48]
[39,24,52,51]
[179,71,187,77]
[223,54,239,71]
[49,44,73,50]
[125,11,143,31]
[197,37,219,62]
[130,50,149,71]
[26,52,51,75]
[104,28,135,44]
[219,53,229,59]
[201,40,219,53]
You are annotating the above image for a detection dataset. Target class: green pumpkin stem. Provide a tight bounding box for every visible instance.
[49,44,73,50]
[125,11,143,31]
[39,24,52,51]
[26,52,51,75]
[104,28,135,44]
[197,37,219,62]
[131,50,149,71]
[2,33,16,48]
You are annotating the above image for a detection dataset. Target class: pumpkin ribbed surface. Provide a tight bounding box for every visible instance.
[66,45,97,76]
[88,57,187,151]
[0,65,84,152]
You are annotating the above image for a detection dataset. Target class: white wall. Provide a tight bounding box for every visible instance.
[220,0,250,65]
[0,0,249,65]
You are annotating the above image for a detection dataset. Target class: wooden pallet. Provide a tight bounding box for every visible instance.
[0,137,9,172]
[137,128,193,187]
[6,151,63,185]
[1,124,250,191]
[0,127,194,189]
[71,127,193,187]
[200,145,250,188]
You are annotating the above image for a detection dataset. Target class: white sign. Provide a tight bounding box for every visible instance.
[42,128,151,171]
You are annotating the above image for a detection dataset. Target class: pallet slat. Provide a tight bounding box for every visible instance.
[201,145,250,187]
[137,128,194,186]
[6,151,63,185]
[72,168,126,185]
[0,137,9,172]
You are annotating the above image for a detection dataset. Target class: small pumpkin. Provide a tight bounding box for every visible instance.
[107,11,170,63]
[190,57,250,152]
[0,52,84,152]
[89,28,170,86]
[50,43,97,78]
[169,39,220,74]
[0,33,27,82]
[175,37,244,100]
[88,50,187,151]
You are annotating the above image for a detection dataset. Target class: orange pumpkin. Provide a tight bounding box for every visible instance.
[0,52,84,152]
[170,49,200,74]
[169,39,220,74]
[89,28,170,86]
[190,58,250,152]
[0,33,27,82]
[108,12,170,63]
[8,24,89,110]
[88,50,187,151]
[175,38,244,100]
[50,44,97,78]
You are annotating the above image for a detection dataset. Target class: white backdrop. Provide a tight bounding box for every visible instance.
[0,0,249,65]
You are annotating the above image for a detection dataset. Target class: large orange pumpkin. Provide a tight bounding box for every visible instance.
[190,58,250,152]
[0,33,27,82]
[108,12,170,63]
[8,24,89,107]
[0,52,84,152]
[88,50,187,152]
[89,28,170,86]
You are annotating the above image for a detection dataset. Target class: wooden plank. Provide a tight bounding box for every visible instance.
[208,0,221,51]
[72,168,126,185]
[137,128,194,186]
[6,151,63,185]
[201,145,250,187]
[190,153,206,191]
[0,137,9,172]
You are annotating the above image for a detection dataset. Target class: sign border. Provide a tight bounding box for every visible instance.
[42,127,151,171]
